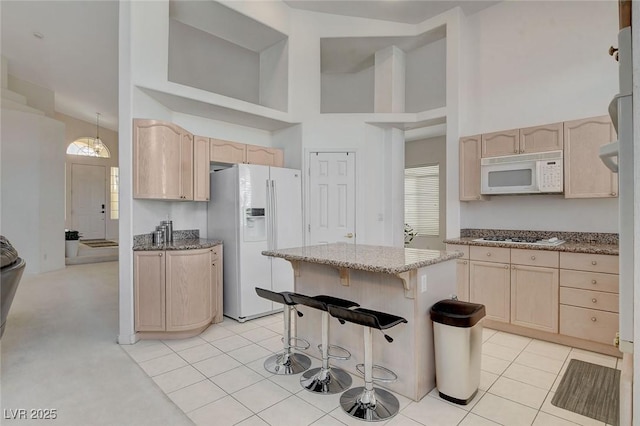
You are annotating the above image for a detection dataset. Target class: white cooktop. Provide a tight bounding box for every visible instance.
[472,237,566,247]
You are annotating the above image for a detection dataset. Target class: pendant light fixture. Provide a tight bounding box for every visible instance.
[92,112,105,156]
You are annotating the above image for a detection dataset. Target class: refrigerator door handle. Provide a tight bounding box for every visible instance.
[272,180,278,249]
[266,179,272,250]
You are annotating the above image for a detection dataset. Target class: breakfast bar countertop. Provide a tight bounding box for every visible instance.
[133,238,222,251]
[262,242,463,274]
[443,237,619,256]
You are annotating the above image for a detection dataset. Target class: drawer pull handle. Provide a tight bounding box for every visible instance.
[531,256,536,260]
[158,253,163,257]
[487,253,491,257]
[591,317,597,322]
[592,261,597,265]
[505,265,509,269]
[464,261,468,264]
[592,280,597,284]
[592,298,598,303]
[511,266,515,270]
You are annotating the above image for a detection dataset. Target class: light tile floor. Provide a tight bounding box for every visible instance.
[123,317,621,426]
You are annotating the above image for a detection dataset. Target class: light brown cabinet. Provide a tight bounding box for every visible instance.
[469,260,511,323]
[459,135,485,201]
[194,136,210,201]
[210,139,284,167]
[134,246,223,336]
[481,129,519,158]
[520,123,564,154]
[510,264,559,333]
[447,244,469,301]
[564,116,618,199]
[210,139,247,164]
[133,119,194,200]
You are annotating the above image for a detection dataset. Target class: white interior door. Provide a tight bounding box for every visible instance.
[71,164,106,240]
[308,152,356,244]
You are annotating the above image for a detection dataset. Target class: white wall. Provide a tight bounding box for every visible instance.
[1,109,65,274]
[459,1,619,233]
[321,67,374,113]
[7,75,56,118]
[405,38,446,113]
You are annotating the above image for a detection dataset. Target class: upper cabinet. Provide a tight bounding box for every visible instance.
[481,129,519,158]
[210,139,284,167]
[193,136,210,202]
[564,116,617,198]
[133,119,194,200]
[520,123,564,154]
[459,135,485,201]
[481,124,564,158]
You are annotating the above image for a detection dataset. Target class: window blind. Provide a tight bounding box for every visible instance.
[405,164,439,237]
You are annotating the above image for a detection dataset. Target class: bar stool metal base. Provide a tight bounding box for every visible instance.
[300,366,352,394]
[264,352,311,375]
[340,386,400,422]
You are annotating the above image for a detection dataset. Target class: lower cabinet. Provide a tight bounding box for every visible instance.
[134,246,223,334]
[455,259,470,302]
[469,260,510,323]
[510,264,559,333]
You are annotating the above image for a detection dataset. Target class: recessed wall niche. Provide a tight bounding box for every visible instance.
[168,1,289,112]
[320,26,446,114]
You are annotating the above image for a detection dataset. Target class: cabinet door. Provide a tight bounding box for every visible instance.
[510,265,559,333]
[456,259,470,302]
[166,248,213,331]
[246,145,283,167]
[481,129,520,157]
[211,245,223,324]
[210,139,246,164]
[520,123,563,154]
[134,251,166,331]
[133,120,183,200]
[469,260,510,323]
[180,132,194,200]
[564,116,618,198]
[459,135,485,201]
[193,136,210,202]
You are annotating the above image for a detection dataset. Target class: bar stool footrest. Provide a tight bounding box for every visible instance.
[282,336,310,350]
[355,363,398,383]
[317,344,351,360]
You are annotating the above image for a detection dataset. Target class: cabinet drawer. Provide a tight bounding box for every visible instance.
[560,270,619,293]
[511,248,559,268]
[560,287,619,313]
[470,246,510,263]
[560,252,619,274]
[560,305,618,345]
[446,244,469,259]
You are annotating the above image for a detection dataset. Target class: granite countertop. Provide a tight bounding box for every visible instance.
[262,243,463,274]
[444,237,619,256]
[133,238,222,251]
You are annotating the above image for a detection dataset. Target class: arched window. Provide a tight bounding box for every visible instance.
[66,137,110,158]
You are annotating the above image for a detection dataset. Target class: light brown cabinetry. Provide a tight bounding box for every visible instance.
[559,252,619,345]
[459,136,484,201]
[133,119,194,200]
[510,264,559,333]
[210,139,247,164]
[519,123,564,154]
[481,129,519,157]
[564,116,618,198]
[134,246,223,336]
[447,244,470,301]
[210,139,284,167]
[469,260,511,323]
[194,136,210,201]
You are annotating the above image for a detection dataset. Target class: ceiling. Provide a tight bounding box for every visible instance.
[0,1,497,132]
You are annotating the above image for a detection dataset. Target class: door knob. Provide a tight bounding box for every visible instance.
[345,233,354,238]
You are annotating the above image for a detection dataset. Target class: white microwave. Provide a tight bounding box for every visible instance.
[480,150,563,195]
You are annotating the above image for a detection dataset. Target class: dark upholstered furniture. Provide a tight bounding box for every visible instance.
[1,236,25,339]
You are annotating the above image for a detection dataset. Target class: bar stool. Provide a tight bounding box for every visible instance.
[288,294,360,394]
[255,288,311,375]
[327,305,407,422]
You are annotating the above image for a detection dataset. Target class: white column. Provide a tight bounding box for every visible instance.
[374,46,406,113]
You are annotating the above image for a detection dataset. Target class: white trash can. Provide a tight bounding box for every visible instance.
[430,300,485,405]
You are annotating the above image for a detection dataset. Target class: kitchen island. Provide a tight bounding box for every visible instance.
[262,243,462,401]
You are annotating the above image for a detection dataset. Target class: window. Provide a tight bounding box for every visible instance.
[405,164,439,237]
[66,138,110,158]
[110,167,119,220]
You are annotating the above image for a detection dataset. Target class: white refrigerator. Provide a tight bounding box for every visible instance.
[208,164,303,322]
